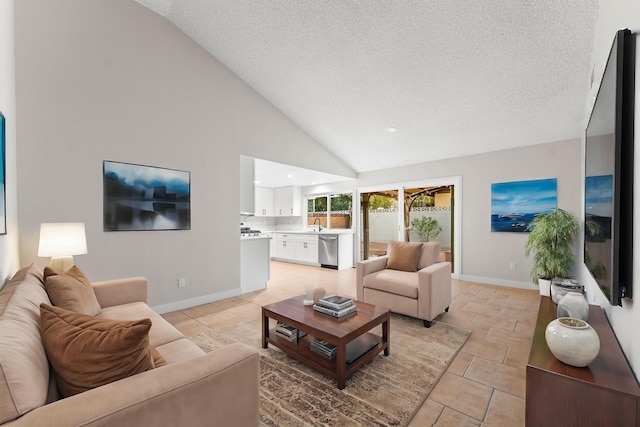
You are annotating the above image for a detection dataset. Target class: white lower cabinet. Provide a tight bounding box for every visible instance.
[271,233,319,265]
[274,234,295,259]
[294,235,318,264]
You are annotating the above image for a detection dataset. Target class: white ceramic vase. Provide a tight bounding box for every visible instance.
[545,317,600,367]
[556,291,589,321]
[538,278,552,297]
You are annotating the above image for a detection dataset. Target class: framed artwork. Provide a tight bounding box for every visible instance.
[0,112,5,235]
[103,161,191,231]
[491,178,557,232]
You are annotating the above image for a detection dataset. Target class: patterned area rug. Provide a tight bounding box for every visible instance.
[190,314,470,426]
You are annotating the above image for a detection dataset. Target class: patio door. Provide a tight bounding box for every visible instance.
[359,190,400,261]
[357,176,461,278]
[406,185,455,272]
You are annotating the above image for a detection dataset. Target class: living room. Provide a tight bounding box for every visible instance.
[1,0,639,425]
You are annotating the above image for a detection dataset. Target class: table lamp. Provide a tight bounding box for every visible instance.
[38,223,87,272]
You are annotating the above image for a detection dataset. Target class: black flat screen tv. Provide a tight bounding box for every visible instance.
[584,29,635,306]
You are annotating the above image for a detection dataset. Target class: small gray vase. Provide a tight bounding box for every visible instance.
[557,291,589,321]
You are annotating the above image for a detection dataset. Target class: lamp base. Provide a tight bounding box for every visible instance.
[49,256,75,273]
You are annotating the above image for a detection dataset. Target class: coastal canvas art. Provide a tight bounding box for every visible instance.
[103,161,191,231]
[491,178,557,232]
[0,112,5,235]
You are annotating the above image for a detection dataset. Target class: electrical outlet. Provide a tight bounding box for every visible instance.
[178,277,186,288]
[509,262,517,271]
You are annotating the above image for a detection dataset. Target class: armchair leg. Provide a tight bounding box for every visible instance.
[445,306,449,312]
[423,320,432,328]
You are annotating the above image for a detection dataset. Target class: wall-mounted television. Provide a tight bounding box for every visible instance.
[584,29,635,306]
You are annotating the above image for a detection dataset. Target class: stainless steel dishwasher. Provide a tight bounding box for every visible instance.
[318,234,338,269]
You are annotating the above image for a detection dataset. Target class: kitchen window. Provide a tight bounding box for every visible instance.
[307,193,353,230]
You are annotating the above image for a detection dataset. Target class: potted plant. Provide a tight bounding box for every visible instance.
[410,217,442,242]
[524,208,579,296]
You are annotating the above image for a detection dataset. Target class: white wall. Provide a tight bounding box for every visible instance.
[14,0,354,310]
[0,0,20,285]
[355,139,582,289]
[576,0,640,378]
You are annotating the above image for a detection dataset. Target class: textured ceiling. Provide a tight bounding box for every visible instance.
[134,0,599,173]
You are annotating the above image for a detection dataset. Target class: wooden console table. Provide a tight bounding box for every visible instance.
[526,296,640,426]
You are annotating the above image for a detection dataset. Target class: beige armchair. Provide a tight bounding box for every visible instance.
[356,241,451,327]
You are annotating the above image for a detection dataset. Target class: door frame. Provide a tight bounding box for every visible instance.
[355,175,462,279]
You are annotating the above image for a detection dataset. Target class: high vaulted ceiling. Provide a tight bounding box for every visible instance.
[134,0,599,173]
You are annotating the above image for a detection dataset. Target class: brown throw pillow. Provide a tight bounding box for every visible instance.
[39,303,155,397]
[44,265,101,316]
[387,241,423,272]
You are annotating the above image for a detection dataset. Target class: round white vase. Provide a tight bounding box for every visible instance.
[556,291,589,321]
[545,317,600,367]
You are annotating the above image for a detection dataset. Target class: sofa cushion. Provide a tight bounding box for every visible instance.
[418,241,440,270]
[387,241,423,272]
[99,302,185,348]
[40,303,156,397]
[44,265,102,316]
[0,265,51,424]
[151,346,168,368]
[155,338,206,364]
[362,269,419,299]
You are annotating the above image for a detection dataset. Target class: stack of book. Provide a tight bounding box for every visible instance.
[313,295,357,318]
[275,322,306,342]
[310,339,337,360]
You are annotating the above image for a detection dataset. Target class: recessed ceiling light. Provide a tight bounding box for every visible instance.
[287,174,294,178]
[386,127,397,133]
[254,180,261,184]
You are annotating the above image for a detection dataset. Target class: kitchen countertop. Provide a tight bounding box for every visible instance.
[240,235,272,240]
[267,229,354,235]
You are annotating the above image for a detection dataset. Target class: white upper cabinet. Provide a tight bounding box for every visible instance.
[274,186,301,217]
[255,187,274,217]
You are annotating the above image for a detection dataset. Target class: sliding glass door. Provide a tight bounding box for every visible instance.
[357,177,460,277]
[359,190,399,261]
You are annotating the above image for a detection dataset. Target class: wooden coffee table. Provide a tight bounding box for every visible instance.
[262,296,390,389]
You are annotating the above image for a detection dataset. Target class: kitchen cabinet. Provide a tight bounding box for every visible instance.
[274,233,296,260]
[255,187,274,216]
[272,232,319,266]
[294,235,318,264]
[274,186,301,217]
[270,232,354,268]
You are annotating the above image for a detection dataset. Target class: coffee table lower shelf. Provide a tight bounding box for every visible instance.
[265,329,383,388]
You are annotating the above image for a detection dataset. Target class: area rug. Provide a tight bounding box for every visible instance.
[190,314,470,426]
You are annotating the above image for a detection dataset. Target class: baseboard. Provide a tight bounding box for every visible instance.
[271,257,320,268]
[459,275,536,291]
[152,288,243,314]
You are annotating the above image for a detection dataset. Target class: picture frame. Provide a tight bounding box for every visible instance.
[491,178,557,232]
[103,160,191,231]
[0,112,6,235]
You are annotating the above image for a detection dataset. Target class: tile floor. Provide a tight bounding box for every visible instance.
[162,261,539,426]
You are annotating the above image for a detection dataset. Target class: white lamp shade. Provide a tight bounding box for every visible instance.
[38,223,88,257]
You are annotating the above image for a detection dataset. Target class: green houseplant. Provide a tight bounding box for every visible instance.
[410,217,442,242]
[524,208,579,295]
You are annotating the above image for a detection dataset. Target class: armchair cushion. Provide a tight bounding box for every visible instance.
[418,241,441,270]
[39,303,156,397]
[43,266,101,316]
[362,269,418,298]
[387,241,423,272]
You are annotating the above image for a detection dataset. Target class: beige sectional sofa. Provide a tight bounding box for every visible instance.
[0,265,260,426]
